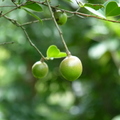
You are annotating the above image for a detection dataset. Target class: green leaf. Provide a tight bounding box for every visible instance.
[22,1,42,12]
[78,3,105,18]
[57,52,67,58]
[85,7,105,18]
[104,0,118,6]
[84,3,104,10]
[105,1,120,16]
[47,45,60,58]
[23,8,42,22]
[46,45,67,59]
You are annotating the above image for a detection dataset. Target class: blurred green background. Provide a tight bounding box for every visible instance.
[0,0,120,120]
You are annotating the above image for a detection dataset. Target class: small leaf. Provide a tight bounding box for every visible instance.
[78,3,105,18]
[57,52,67,58]
[85,7,106,18]
[23,8,42,22]
[105,1,120,16]
[46,45,67,59]
[47,45,60,58]
[84,3,104,10]
[22,1,42,12]
[104,0,118,6]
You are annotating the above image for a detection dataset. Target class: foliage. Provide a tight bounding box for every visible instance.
[0,0,120,120]
[46,45,67,59]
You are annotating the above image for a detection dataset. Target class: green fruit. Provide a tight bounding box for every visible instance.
[32,61,48,78]
[59,56,83,81]
[54,10,67,25]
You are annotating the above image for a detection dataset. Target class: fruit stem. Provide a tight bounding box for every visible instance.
[40,57,45,62]
[46,0,71,56]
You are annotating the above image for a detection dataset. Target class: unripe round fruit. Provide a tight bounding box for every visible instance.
[54,10,67,25]
[59,56,82,81]
[32,61,48,78]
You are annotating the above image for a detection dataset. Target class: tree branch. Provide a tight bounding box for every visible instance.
[3,15,46,60]
[46,0,71,56]
[0,41,15,45]
[29,0,120,24]
[20,18,52,26]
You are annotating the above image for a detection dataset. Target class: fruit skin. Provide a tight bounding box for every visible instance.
[54,10,67,25]
[32,61,48,78]
[59,56,83,81]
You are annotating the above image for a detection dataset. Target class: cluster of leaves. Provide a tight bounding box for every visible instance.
[21,1,43,22]
[19,0,120,22]
[82,0,120,17]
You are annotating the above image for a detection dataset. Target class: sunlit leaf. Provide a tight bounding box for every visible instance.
[78,3,105,18]
[46,45,67,59]
[104,0,118,6]
[105,1,120,16]
[85,7,106,18]
[47,45,60,58]
[57,52,67,58]
[84,3,104,10]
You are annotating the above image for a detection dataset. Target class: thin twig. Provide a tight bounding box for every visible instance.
[46,0,71,56]
[2,0,119,24]
[28,0,120,24]
[0,1,28,17]
[3,15,46,59]
[0,5,16,7]
[0,41,15,45]
[0,7,18,17]
[61,10,120,23]
[20,18,52,26]
[20,26,46,60]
